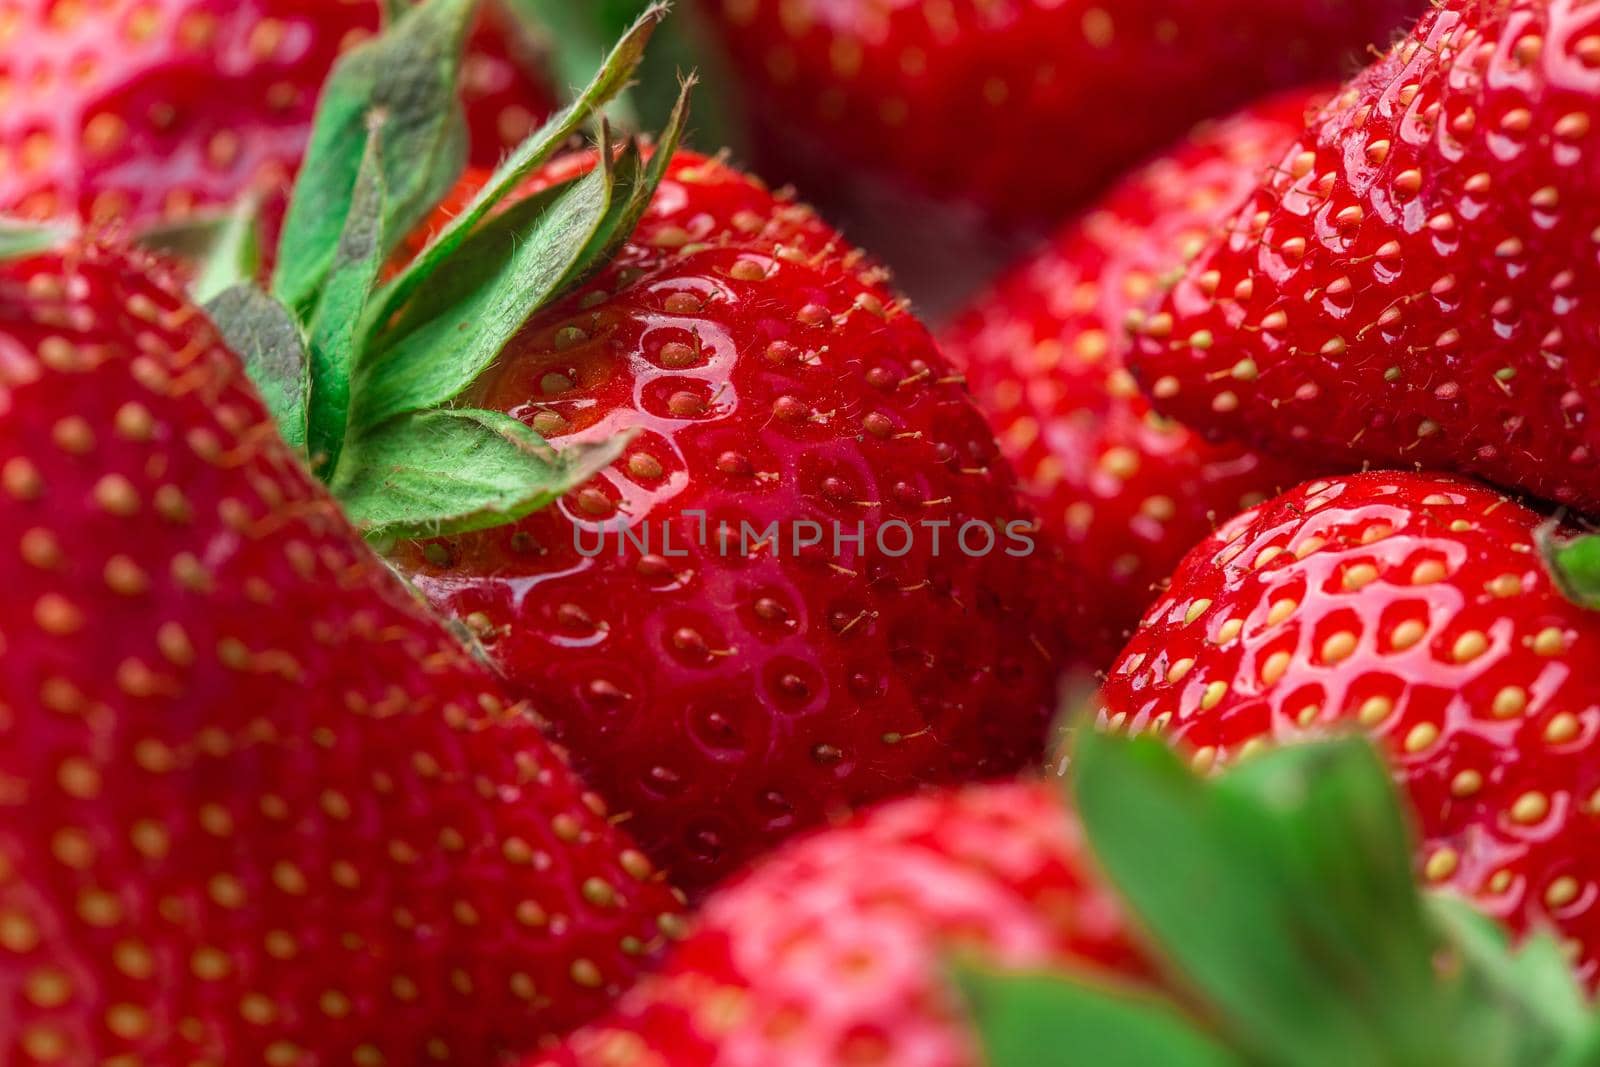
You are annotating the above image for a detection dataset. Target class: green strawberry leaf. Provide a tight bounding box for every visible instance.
[1429,895,1593,1063]
[955,961,1243,1067]
[0,218,74,261]
[1539,524,1600,612]
[351,134,619,432]
[307,125,387,475]
[370,2,666,328]
[273,0,477,314]
[134,197,263,305]
[205,285,311,453]
[1070,730,1446,1067]
[562,74,693,292]
[332,407,627,539]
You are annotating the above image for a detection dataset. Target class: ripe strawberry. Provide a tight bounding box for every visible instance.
[538,725,1600,1067]
[531,781,1146,1067]
[1097,471,1600,984]
[1131,0,1600,515]
[0,0,551,231]
[704,0,1426,229]
[942,88,1331,665]
[0,241,682,1063]
[383,148,1067,892]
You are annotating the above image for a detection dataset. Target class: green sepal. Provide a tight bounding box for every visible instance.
[369,2,666,328]
[0,218,75,261]
[501,0,744,152]
[563,74,694,293]
[1430,896,1595,1065]
[307,125,387,475]
[351,135,620,432]
[205,285,311,453]
[332,407,628,539]
[1539,523,1600,612]
[954,961,1242,1067]
[1070,730,1445,1067]
[272,0,478,314]
[134,197,263,305]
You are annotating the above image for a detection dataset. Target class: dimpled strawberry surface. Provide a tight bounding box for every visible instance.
[534,782,1146,1067]
[1132,0,1600,514]
[1100,472,1600,985]
[943,88,1333,666]
[387,151,1067,893]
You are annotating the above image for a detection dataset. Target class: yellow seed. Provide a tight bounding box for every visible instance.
[1403,722,1439,753]
[1321,631,1357,664]
[1492,687,1528,719]
[1390,619,1426,651]
[1511,791,1550,824]
[1358,695,1394,726]
[1533,627,1566,656]
[1412,560,1447,584]
[1260,650,1291,686]
[1424,847,1458,881]
[1267,598,1298,626]
[1547,877,1581,908]
[1451,770,1484,797]
[1200,681,1229,711]
[1343,563,1378,590]
[1184,599,1212,625]
[1451,631,1489,663]
[1546,713,1580,745]
[1214,618,1243,645]
[1166,658,1194,683]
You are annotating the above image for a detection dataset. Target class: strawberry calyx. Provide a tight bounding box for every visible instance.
[187,0,690,542]
[1538,523,1600,613]
[958,730,1600,1066]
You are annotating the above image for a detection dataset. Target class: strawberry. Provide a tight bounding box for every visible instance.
[1131,0,1600,515]
[1097,471,1600,985]
[538,726,1600,1066]
[704,0,1426,229]
[942,88,1332,666]
[0,0,551,232]
[532,781,1146,1067]
[0,239,683,1063]
[382,147,1068,892]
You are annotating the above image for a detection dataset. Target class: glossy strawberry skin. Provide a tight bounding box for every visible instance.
[0,244,681,1063]
[533,782,1145,1067]
[0,0,550,230]
[706,0,1425,228]
[942,89,1332,666]
[387,151,1067,893]
[1132,0,1600,515]
[1099,472,1600,984]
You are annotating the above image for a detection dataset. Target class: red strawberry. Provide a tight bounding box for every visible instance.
[1131,0,1600,515]
[1097,471,1600,984]
[0,241,682,1063]
[704,0,1426,229]
[0,0,551,231]
[942,88,1332,665]
[383,149,1067,892]
[531,781,1146,1067]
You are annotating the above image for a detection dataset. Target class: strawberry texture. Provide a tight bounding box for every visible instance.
[704,0,1428,227]
[532,782,1145,1067]
[1099,472,1600,985]
[0,242,682,1063]
[386,150,1068,893]
[942,88,1334,666]
[1132,0,1600,515]
[0,0,552,231]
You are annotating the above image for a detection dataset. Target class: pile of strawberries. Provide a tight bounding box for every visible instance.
[6,0,1600,1063]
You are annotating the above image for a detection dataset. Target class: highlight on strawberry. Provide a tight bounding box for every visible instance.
[12,0,1600,1061]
